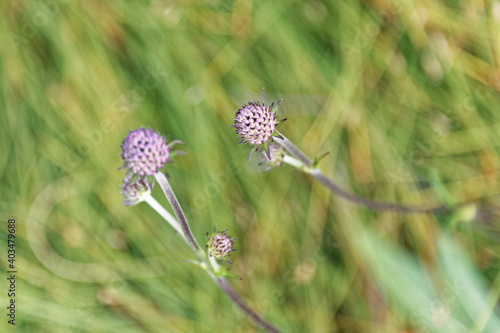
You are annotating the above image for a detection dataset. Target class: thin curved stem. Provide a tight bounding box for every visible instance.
[275,131,312,167]
[144,194,185,237]
[274,131,454,214]
[154,172,205,258]
[154,172,281,332]
[310,168,450,213]
[213,276,282,333]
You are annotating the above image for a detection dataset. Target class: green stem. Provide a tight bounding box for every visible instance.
[154,172,282,332]
[208,255,221,274]
[154,172,205,259]
[275,131,311,167]
[275,131,452,214]
[212,276,282,333]
[144,194,185,238]
[282,155,304,169]
[309,168,449,213]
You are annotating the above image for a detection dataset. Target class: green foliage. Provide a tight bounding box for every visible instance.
[1,0,499,332]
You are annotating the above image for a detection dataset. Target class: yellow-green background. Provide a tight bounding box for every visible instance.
[1,0,500,332]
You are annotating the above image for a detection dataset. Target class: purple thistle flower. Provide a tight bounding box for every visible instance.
[120,127,183,180]
[120,178,154,206]
[232,89,286,159]
[206,228,237,259]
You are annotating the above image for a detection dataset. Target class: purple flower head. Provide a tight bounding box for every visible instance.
[120,127,183,180]
[206,228,237,260]
[120,178,154,206]
[232,89,286,159]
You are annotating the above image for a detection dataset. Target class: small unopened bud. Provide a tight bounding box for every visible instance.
[120,178,153,206]
[260,142,286,170]
[206,228,236,259]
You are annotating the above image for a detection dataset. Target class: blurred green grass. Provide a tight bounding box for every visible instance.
[1,0,500,332]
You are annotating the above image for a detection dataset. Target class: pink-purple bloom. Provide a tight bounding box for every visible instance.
[233,90,285,159]
[121,128,182,181]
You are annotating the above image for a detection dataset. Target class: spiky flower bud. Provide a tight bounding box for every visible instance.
[206,229,236,259]
[232,89,286,159]
[120,178,153,206]
[234,101,277,145]
[261,142,286,169]
[121,127,183,180]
